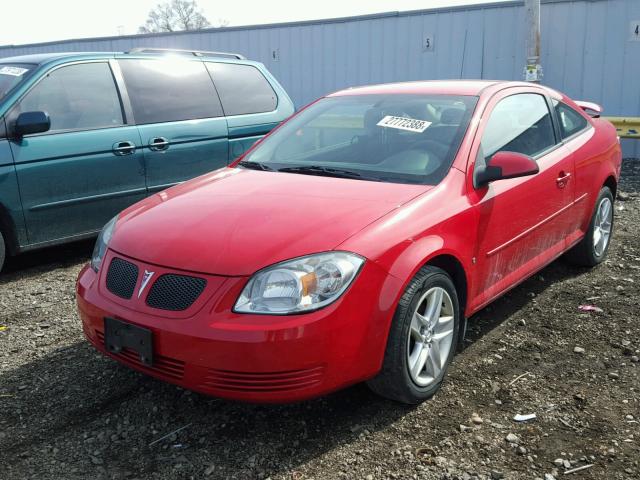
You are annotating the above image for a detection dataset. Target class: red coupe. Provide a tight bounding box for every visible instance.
[77,81,621,404]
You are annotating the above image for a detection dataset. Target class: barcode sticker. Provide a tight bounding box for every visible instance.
[0,66,28,76]
[377,115,431,133]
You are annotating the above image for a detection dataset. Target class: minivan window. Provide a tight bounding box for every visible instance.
[482,93,556,159]
[16,62,123,133]
[553,99,589,139]
[119,59,223,124]
[242,94,477,185]
[0,63,34,102]
[207,62,277,116]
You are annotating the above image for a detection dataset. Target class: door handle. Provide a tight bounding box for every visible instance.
[556,171,571,188]
[113,141,136,156]
[148,137,169,151]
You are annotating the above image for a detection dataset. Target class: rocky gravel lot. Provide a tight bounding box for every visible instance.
[1,160,639,480]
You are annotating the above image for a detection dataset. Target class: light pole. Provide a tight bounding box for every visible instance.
[524,0,542,83]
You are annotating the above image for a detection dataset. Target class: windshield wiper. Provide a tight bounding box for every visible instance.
[237,160,275,171]
[278,165,379,181]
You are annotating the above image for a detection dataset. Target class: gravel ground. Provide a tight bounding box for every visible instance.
[1,160,639,480]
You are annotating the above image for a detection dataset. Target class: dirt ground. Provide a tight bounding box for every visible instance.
[0,160,638,480]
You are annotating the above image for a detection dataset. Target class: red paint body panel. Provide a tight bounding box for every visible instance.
[77,80,622,402]
[111,168,427,275]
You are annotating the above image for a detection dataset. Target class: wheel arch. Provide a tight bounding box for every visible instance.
[382,243,472,348]
[603,175,617,199]
[425,253,468,317]
[0,202,19,256]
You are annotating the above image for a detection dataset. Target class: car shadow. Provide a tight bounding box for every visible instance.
[0,255,596,479]
[0,338,412,479]
[462,257,588,347]
[0,238,93,280]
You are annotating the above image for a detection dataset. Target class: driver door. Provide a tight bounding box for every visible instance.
[467,89,575,309]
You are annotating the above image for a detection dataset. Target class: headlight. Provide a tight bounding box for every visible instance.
[234,252,365,314]
[90,216,117,272]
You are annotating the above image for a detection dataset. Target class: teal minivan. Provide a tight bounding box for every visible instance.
[0,49,294,271]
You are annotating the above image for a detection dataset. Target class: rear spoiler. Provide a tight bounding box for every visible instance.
[575,101,603,118]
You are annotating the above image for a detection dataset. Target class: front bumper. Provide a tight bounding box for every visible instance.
[76,251,401,403]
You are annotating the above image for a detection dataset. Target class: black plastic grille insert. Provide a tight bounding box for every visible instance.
[106,258,139,299]
[146,274,207,311]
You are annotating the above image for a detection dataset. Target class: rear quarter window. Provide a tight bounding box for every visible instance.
[206,62,277,116]
[119,59,223,124]
[553,100,589,139]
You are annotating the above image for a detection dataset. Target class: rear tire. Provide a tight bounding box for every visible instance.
[367,266,460,404]
[566,186,614,267]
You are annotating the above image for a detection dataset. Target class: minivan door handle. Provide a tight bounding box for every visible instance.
[148,137,169,151]
[113,141,136,156]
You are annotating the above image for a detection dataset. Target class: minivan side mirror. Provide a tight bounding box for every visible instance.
[475,151,539,187]
[14,111,51,137]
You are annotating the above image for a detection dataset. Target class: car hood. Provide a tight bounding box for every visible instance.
[110,168,430,275]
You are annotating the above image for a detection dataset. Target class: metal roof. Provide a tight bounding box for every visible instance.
[0,0,604,51]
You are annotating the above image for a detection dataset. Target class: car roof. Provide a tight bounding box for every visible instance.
[328,80,536,97]
[0,51,253,66]
[0,52,115,64]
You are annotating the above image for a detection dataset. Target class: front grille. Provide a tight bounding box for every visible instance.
[146,274,207,311]
[201,366,325,393]
[106,258,139,299]
[97,330,185,379]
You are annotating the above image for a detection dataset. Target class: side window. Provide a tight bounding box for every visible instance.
[553,100,589,139]
[119,59,223,124]
[206,62,277,116]
[17,62,123,133]
[481,93,556,159]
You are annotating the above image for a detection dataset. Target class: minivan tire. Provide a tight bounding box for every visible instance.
[566,186,614,267]
[367,266,460,404]
[0,230,5,273]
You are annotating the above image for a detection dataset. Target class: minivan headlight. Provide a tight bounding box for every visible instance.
[91,216,117,272]
[234,252,365,314]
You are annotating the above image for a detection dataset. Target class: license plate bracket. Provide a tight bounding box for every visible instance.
[104,317,153,366]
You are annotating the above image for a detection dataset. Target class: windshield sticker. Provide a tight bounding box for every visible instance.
[377,115,431,133]
[0,66,28,76]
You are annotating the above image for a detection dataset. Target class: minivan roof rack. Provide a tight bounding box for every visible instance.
[126,47,246,60]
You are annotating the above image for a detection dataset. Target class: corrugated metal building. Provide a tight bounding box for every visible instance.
[1,0,639,154]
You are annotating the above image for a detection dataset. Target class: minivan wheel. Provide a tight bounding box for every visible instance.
[0,230,5,273]
[367,266,460,404]
[566,186,614,267]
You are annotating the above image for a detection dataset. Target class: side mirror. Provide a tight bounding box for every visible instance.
[14,111,51,137]
[475,151,539,187]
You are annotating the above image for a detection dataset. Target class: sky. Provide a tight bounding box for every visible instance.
[0,0,509,46]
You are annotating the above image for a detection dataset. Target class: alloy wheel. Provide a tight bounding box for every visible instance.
[406,286,455,386]
[593,197,613,257]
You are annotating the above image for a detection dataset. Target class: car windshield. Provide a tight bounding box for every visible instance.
[241,93,478,185]
[0,63,35,103]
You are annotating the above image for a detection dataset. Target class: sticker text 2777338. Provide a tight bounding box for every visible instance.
[376,115,432,133]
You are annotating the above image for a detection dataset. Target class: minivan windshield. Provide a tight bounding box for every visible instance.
[241,94,477,185]
[0,63,34,103]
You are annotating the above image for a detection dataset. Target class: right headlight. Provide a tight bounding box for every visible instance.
[90,216,117,272]
[234,251,365,314]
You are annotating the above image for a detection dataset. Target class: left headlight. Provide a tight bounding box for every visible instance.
[234,252,365,314]
[90,216,117,272]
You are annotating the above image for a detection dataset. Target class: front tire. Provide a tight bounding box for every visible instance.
[566,186,614,267]
[367,266,460,404]
[0,230,5,273]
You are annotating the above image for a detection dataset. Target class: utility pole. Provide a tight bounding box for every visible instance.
[524,0,542,83]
